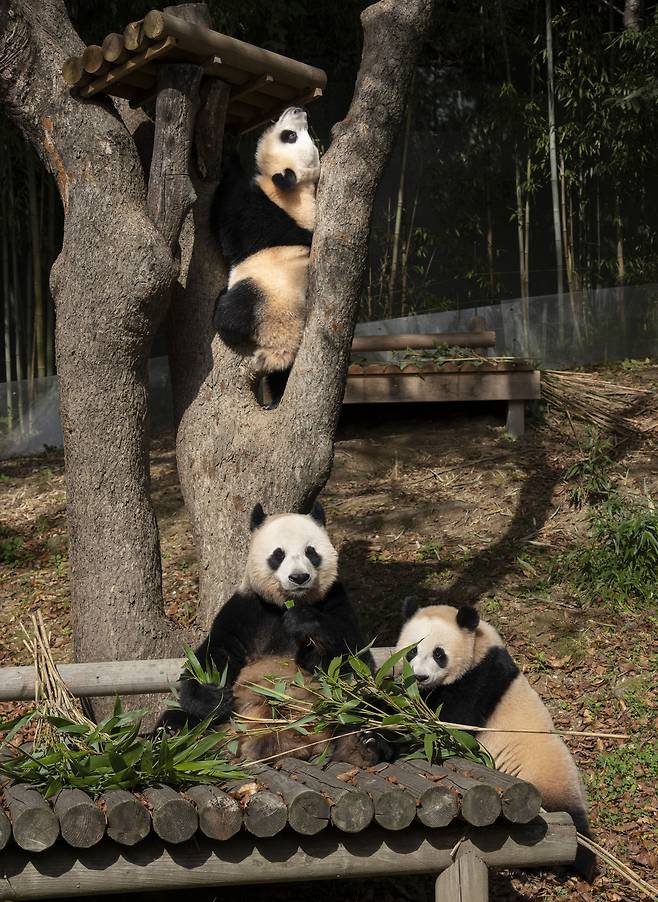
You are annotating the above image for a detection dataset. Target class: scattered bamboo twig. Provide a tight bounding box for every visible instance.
[577,833,658,900]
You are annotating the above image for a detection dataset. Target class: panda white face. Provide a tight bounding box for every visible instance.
[245,504,338,605]
[255,107,320,187]
[395,605,479,689]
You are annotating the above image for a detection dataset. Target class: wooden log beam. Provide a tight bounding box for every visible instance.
[406,761,501,827]
[445,758,542,824]
[0,807,11,851]
[371,762,458,828]
[229,72,274,102]
[124,20,148,52]
[79,37,177,99]
[0,814,577,898]
[142,785,198,843]
[435,852,489,902]
[62,56,88,87]
[185,784,242,840]
[102,790,150,846]
[351,331,496,352]
[102,33,129,65]
[252,765,330,836]
[53,789,105,848]
[82,44,110,77]
[143,9,327,91]
[222,778,288,838]
[324,762,416,831]
[0,649,395,701]
[3,784,59,852]
[278,758,374,833]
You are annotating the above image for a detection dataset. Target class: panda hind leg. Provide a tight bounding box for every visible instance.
[213,278,260,348]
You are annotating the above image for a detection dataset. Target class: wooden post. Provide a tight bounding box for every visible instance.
[506,400,525,437]
[435,852,489,902]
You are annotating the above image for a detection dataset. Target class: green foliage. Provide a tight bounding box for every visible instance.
[564,430,615,508]
[242,649,494,767]
[587,742,658,826]
[181,643,227,687]
[556,497,658,609]
[0,700,246,798]
[0,532,24,564]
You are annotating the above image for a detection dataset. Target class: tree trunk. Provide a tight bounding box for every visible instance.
[170,0,433,628]
[545,0,564,297]
[0,0,179,668]
[624,0,642,31]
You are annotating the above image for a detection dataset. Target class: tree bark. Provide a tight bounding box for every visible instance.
[0,0,179,665]
[623,0,642,31]
[170,0,434,628]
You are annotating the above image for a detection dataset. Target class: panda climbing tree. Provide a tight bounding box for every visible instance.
[0,0,434,695]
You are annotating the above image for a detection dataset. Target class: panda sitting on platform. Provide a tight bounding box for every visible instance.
[212,107,320,402]
[395,600,597,882]
[161,503,387,766]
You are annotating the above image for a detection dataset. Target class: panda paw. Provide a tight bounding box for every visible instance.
[282,604,322,644]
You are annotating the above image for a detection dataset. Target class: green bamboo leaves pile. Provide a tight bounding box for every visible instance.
[0,701,246,799]
[237,646,494,767]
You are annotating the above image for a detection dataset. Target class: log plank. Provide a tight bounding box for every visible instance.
[278,758,374,833]
[0,814,577,897]
[102,790,150,846]
[435,852,489,902]
[142,785,198,844]
[185,784,242,841]
[0,806,11,851]
[53,788,105,848]
[251,765,330,835]
[324,762,416,831]
[3,784,59,852]
[371,762,459,828]
[406,761,501,827]
[445,758,542,824]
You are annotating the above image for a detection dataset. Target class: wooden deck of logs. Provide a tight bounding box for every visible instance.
[0,757,546,854]
[61,10,326,133]
[0,656,577,899]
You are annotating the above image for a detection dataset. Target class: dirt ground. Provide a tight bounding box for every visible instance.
[0,362,657,902]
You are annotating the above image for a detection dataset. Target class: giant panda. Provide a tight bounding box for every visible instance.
[161,502,386,766]
[395,600,596,882]
[212,107,320,401]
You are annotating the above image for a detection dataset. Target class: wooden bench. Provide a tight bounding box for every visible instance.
[0,657,577,900]
[348,332,541,437]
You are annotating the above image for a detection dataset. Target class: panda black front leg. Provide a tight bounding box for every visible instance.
[282,603,323,647]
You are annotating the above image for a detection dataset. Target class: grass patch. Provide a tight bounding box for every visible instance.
[0,531,24,565]
[555,498,658,609]
[586,742,658,826]
[564,431,615,508]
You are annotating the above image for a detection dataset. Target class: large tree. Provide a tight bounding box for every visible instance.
[0,0,433,673]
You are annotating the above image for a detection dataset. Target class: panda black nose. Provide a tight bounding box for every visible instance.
[289,571,310,585]
[416,673,431,684]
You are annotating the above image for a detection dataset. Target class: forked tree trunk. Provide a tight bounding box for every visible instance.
[0,0,434,661]
[170,0,434,627]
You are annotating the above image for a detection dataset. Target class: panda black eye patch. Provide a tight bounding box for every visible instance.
[280,129,297,143]
[433,647,447,668]
[267,547,286,570]
[305,545,322,567]
[406,647,417,662]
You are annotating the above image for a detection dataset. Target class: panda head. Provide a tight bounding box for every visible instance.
[395,600,480,689]
[244,502,338,605]
[255,107,320,191]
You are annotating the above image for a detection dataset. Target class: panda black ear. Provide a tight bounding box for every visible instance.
[309,501,326,526]
[456,605,480,632]
[402,596,421,621]
[272,168,297,190]
[250,503,267,532]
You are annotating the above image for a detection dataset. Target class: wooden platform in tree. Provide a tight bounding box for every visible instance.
[62,10,326,133]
